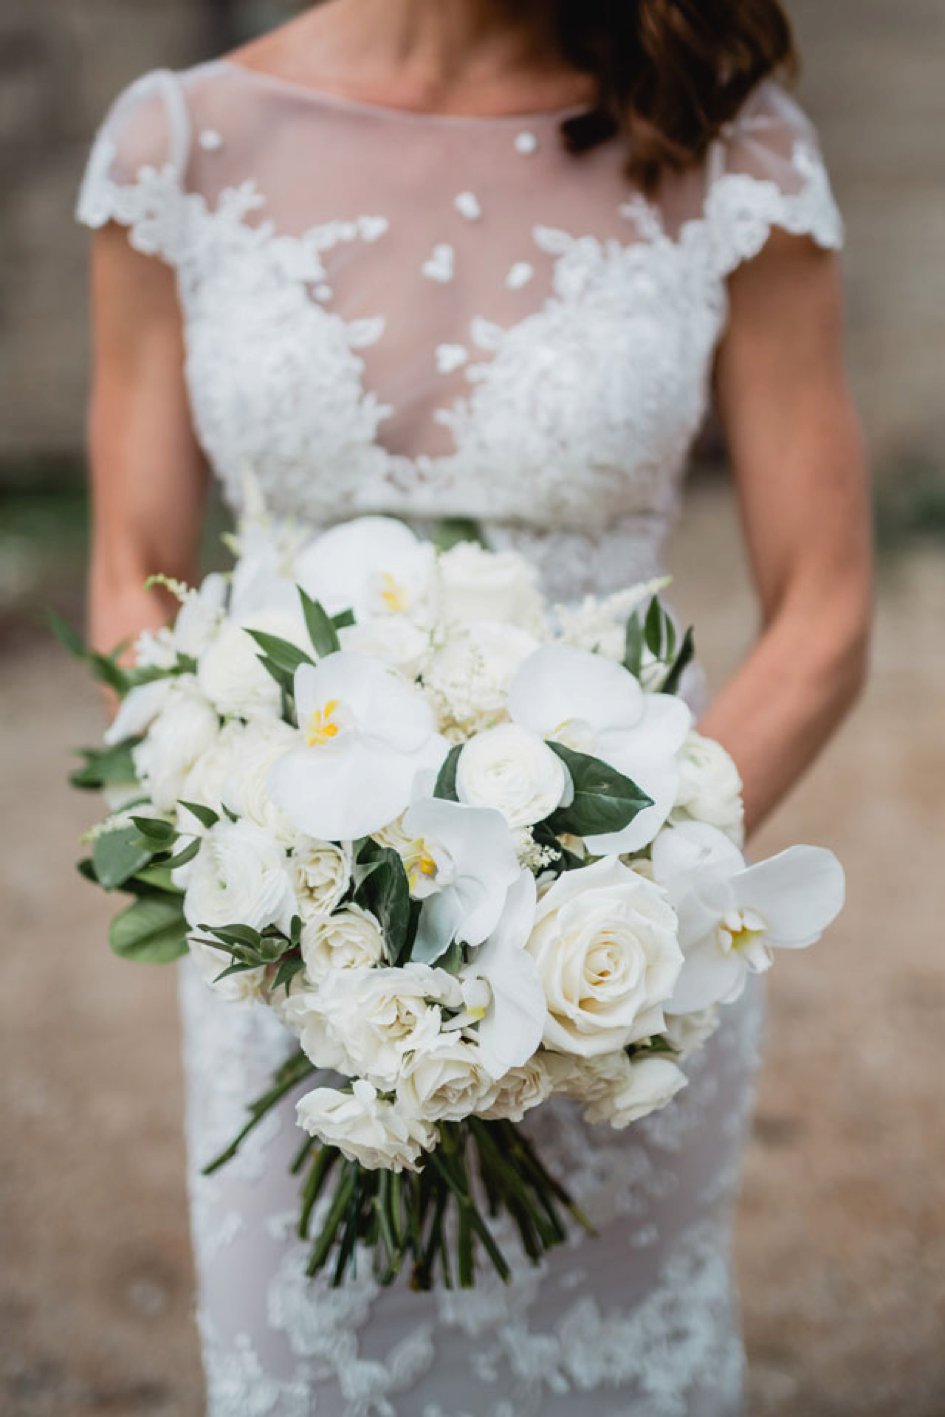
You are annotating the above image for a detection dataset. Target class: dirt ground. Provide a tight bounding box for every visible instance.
[2,482,943,1417]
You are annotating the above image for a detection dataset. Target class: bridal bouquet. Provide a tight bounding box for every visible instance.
[61,510,844,1290]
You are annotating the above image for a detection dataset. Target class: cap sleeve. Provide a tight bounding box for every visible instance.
[76,69,192,263]
[705,80,844,278]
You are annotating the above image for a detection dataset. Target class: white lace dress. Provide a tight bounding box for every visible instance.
[77,61,843,1417]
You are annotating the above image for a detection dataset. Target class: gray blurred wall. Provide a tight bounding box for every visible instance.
[1,0,942,475]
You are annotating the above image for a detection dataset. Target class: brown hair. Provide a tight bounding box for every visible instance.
[554,0,797,188]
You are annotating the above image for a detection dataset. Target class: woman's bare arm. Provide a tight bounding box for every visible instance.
[87,225,208,657]
[700,229,873,837]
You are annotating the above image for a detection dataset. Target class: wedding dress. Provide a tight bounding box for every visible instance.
[77,60,843,1417]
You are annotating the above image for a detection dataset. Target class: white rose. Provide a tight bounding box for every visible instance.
[133,681,219,813]
[671,732,745,845]
[661,1006,720,1059]
[220,717,298,840]
[456,723,567,829]
[582,1054,688,1128]
[290,963,460,1086]
[292,837,353,919]
[526,855,683,1057]
[183,817,297,934]
[437,542,545,631]
[339,615,431,678]
[397,1039,498,1123]
[297,1079,437,1172]
[475,1055,555,1123]
[197,607,302,720]
[300,905,386,982]
[178,719,247,823]
[423,620,540,736]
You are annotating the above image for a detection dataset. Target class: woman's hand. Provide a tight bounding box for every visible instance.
[703,228,873,837]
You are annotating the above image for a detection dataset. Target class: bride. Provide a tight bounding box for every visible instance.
[77,1,872,1412]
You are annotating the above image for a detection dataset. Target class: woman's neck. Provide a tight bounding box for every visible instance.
[239,0,589,116]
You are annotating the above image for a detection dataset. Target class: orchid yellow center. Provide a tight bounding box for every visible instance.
[306,699,343,748]
[404,838,439,888]
[380,572,408,614]
[716,908,766,956]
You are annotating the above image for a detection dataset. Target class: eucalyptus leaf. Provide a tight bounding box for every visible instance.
[109,895,188,964]
[130,815,177,846]
[93,825,154,891]
[70,739,139,792]
[178,801,219,831]
[433,744,462,803]
[546,742,653,837]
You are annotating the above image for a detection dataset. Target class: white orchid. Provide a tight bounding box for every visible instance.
[400,796,522,960]
[507,642,692,852]
[267,655,447,840]
[294,516,437,624]
[651,821,845,1013]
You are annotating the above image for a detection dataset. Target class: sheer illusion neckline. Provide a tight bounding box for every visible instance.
[217,58,591,127]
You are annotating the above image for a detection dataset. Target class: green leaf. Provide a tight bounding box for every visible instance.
[273,955,307,994]
[433,517,487,552]
[130,865,182,895]
[623,611,644,678]
[245,628,315,676]
[433,744,462,803]
[47,607,87,660]
[298,588,342,657]
[546,742,653,837]
[178,801,219,830]
[200,923,262,950]
[660,626,695,696]
[109,895,188,964]
[69,739,140,792]
[644,596,665,658]
[355,841,411,963]
[92,825,154,891]
[331,609,356,631]
[163,837,200,870]
[130,815,177,846]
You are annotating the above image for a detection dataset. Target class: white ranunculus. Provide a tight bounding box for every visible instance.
[182,817,297,934]
[220,717,298,840]
[290,963,461,1087]
[526,855,683,1057]
[133,680,220,813]
[475,1055,555,1123]
[297,1079,437,1173]
[267,655,447,841]
[300,905,386,982]
[422,619,540,736]
[671,732,745,845]
[661,1006,720,1059]
[295,517,438,624]
[197,607,303,721]
[436,541,545,631]
[291,837,353,919]
[338,615,431,678]
[581,1053,688,1128]
[651,821,845,1014]
[508,643,692,853]
[397,1039,499,1123]
[400,797,522,960]
[456,723,567,829]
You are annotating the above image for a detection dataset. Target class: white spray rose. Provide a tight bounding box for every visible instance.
[183,818,297,934]
[292,837,353,919]
[456,723,567,829]
[661,1006,720,1059]
[133,681,219,813]
[422,619,540,737]
[197,607,302,721]
[475,1055,555,1123]
[297,1080,437,1173]
[527,855,683,1057]
[300,905,386,982]
[397,1039,499,1123]
[437,542,545,631]
[580,1053,688,1128]
[670,732,745,845]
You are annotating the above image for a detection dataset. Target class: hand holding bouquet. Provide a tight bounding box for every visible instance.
[61,510,844,1290]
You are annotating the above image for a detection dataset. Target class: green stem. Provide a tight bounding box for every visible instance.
[201,1050,315,1176]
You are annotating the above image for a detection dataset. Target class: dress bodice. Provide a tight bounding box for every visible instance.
[77,61,842,599]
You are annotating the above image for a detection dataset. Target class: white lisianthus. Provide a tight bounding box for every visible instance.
[197,607,302,721]
[300,905,386,982]
[220,717,298,841]
[508,643,692,853]
[289,963,461,1087]
[182,818,297,934]
[456,723,567,829]
[671,732,745,846]
[339,615,431,678]
[651,821,845,1014]
[268,656,447,841]
[297,1080,437,1173]
[400,797,522,959]
[295,517,438,624]
[580,1053,688,1128]
[437,541,545,631]
[475,1055,555,1123]
[397,1039,499,1123]
[661,1006,720,1059]
[526,855,683,1057]
[133,681,219,813]
[292,837,353,919]
[422,620,540,736]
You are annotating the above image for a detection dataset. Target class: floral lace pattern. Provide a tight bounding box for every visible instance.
[83,59,836,1413]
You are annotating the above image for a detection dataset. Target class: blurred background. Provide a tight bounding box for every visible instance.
[1,2,943,1414]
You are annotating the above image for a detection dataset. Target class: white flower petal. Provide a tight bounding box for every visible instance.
[735,846,845,948]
